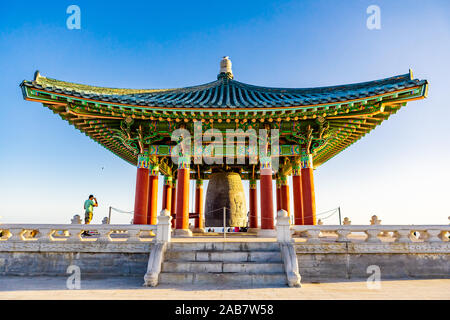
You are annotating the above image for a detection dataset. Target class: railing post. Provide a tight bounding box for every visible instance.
[276,209,291,243]
[276,209,301,287]
[156,209,172,243]
[145,209,172,287]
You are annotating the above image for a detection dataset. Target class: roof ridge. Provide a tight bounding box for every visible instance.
[28,72,222,96]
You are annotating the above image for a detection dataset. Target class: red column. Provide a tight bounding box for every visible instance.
[146,164,159,225]
[133,154,150,224]
[301,154,316,225]
[175,157,191,236]
[170,180,177,228]
[194,179,204,231]
[276,178,281,212]
[249,178,258,229]
[259,157,274,230]
[292,162,304,225]
[280,174,290,217]
[162,176,173,213]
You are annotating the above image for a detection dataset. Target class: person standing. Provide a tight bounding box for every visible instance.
[84,195,98,224]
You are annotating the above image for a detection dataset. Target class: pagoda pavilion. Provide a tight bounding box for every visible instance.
[20,57,428,237]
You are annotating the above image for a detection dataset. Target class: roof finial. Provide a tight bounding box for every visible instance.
[218,56,233,80]
[34,70,41,82]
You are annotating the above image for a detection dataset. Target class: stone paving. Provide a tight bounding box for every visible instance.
[0,276,448,300]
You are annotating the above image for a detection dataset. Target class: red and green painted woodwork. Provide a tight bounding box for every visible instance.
[21,71,428,176]
[175,157,190,230]
[170,180,177,228]
[275,178,281,212]
[133,153,150,224]
[279,174,290,217]
[162,175,173,214]
[249,178,258,229]
[194,179,204,230]
[301,153,316,225]
[147,163,159,225]
[259,156,274,230]
[292,162,304,225]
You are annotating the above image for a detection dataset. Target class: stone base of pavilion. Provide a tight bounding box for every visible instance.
[172,229,193,237]
[256,228,277,237]
[176,228,280,238]
[0,223,448,284]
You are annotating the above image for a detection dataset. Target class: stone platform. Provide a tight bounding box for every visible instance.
[0,276,449,300]
[1,224,448,285]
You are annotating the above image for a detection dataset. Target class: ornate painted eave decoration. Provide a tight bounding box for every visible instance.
[20,63,428,178]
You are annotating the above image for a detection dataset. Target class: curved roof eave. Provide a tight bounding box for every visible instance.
[20,70,428,109]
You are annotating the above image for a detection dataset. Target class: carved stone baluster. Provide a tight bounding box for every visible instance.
[425,229,442,243]
[7,228,24,241]
[395,229,412,243]
[38,228,54,242]
[97,229,112,243]
[128,229,141,242]
[68,229,83,242]
[305,229,321,243]
[336,229,351,242]
[365,229,381,243]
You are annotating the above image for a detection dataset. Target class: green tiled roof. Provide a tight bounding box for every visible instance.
[21,70,427,109]
[19,67,429,175]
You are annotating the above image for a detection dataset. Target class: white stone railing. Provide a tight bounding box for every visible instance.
[144,209,172,287]
[0,224,157,243]
[0,209,173,245]
[276,210,301,287]
[289,225,450,243]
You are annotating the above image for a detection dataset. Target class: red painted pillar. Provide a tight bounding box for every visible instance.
[292,162,304,225]
[162,176,173,213]
[133,154,150,224]
[175,157,191,236]
[146,164,159,225]
[280,174,290,217]
[301,154,316,225]
[194,179,204,231]
[276,178,281,212]
[259,157,274,230]
[170,180,177,228]
[249,178,258,229]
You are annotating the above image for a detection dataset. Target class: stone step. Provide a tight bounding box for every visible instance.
[159,272,287,285]
[168,242,279,252]
[162,261,284,273]
[165,250,282,263]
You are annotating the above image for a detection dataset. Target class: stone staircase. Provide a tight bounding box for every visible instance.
[159,242,287,286]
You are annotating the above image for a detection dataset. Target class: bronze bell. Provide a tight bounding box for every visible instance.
[205,172,248,227]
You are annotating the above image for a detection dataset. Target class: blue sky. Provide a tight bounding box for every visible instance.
[0,0,449,225]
